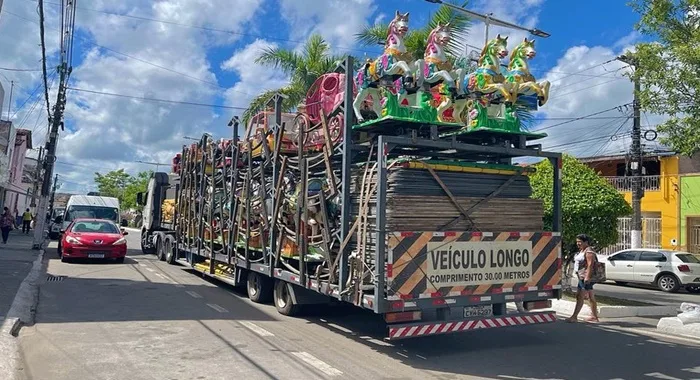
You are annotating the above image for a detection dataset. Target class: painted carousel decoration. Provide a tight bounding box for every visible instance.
[353,11,415,123]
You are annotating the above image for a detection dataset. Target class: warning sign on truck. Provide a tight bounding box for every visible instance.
[426,241,533,286]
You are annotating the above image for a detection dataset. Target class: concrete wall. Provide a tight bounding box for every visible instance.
[680,174,700,251]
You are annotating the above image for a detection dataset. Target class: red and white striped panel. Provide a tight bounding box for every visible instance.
[388,312,556,340]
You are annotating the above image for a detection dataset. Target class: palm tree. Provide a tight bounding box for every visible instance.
[355,2,472,63]
[242,34,345,125]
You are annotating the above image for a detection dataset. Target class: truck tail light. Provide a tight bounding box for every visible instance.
[678,265,690,272]
[384,311,421,324]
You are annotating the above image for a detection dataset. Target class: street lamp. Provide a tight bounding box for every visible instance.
[135,160,169,172]
[425,0,551,45]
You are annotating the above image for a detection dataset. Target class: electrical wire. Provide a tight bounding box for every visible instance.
[533,104,631,133]
[0,67,44,72]
[37,0,52,120]
[67,87,247,110]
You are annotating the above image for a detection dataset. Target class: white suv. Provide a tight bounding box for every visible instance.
[599,249,700,293]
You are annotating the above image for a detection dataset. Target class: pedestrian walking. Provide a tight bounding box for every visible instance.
[22,208,33,234]
[1,207,14,244]
[566,234,600,323]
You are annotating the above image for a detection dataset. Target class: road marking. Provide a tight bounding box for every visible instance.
[186,291,202,299]
[175,284,185,288]
[396,352,409,358]
[291,352,342,377]
[645,372,683,380]
[145,268,155,272]
[206,303,228,313]
[416,354,427,360]
[326,322,354,334]
[239,321,274,337]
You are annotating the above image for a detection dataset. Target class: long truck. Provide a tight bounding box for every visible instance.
[137,57,564,340]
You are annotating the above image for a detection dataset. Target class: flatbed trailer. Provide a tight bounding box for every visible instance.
[162,56,563,340]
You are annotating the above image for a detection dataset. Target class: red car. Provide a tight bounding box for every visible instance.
[58,219,128,263]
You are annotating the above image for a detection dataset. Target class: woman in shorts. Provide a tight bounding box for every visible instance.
[566,234,600,323]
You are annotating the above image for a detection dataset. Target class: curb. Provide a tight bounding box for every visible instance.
[0,248,46,380]
[657,317,700,339]
[550,299,678,319]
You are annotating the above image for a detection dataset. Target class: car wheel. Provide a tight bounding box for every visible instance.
[57,242,62,257]
[247,272,273,303]
[615,281,628,286]
[274,280,300,316]
[656,274,680,293]
[686,285,700,294]
[115,257,125,264]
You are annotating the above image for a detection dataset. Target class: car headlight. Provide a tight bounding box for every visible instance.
[66,236,82,245]
[113,237,127,245]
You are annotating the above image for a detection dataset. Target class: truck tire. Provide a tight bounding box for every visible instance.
[247,272,273,303]
[155,234,166,261]
[274,280,300,316]
[141,231,156,255]
[164,236,176,265]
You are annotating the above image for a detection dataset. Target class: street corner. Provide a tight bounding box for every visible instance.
[550,298,679,319]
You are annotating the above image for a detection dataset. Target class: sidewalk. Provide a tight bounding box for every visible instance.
[0,231,40,324]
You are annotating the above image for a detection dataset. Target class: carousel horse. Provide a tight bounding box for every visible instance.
[415,23,466,122]
[506,38,551,106]
[353,11,415,122]
[464,34,516,104]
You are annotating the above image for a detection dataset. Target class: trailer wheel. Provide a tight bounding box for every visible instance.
[164,236,176,265]
[247,272,273,303]
[141,231,156,255]
[274,280,300,316]
[155,234,166,261]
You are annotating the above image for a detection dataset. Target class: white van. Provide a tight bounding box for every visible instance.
[56,195,121,235]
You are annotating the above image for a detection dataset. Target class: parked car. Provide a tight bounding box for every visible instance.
[57,219,128,263]
[598,249,700,293]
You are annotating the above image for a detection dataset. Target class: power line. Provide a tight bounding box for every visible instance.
[547,58,620,85]
[533,104,631,132]
[0,66,44,72]
[3,9,256,97]
[37,0,52,121]
[547,77,623,101]
[29,0,382,57]
[67,87,246,110]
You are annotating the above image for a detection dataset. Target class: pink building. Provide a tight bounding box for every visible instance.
[3,128,33,215]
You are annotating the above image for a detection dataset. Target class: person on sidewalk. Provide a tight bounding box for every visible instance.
[22,208,33,234]
[1,207,14,244]
[566,234,600,323]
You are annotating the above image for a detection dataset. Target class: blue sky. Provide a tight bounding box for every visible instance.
[0,0,664,193]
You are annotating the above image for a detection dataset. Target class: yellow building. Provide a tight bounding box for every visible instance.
[580,152,689,252]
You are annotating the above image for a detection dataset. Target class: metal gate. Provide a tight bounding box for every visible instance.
[599,217,662,254]
[688,217,700,254]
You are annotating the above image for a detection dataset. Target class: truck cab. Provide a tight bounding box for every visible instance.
[137,172,179,257]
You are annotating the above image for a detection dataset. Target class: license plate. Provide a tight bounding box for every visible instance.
[464,305,493,318]
[88,253,105,258]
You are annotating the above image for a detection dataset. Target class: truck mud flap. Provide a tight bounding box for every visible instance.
[387,311,556,340]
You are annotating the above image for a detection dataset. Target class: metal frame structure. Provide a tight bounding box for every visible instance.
[171,55,563,320]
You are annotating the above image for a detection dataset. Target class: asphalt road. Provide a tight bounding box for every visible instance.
[16,230,700,380]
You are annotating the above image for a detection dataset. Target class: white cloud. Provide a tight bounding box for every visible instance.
[279,0,377,51]
[1,0,265,193]
[220,39,290,111]
[534,43,669,157]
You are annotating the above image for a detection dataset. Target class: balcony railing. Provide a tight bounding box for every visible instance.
[603,175,661,192]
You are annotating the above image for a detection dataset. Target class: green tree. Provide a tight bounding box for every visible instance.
[628,0,700,155]
[94,170,152,210]
[529,155,632,257]
[242,34,345,125]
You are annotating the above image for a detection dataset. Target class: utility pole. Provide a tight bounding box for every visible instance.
[48,173,58,216]
[617,54,644,249]
[32,0,75,249]
[30,147,44,207]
